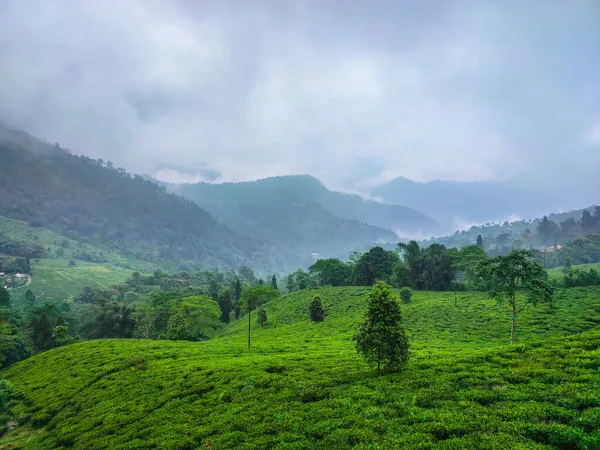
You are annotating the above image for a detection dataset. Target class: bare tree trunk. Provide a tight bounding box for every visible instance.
[510,308,516,345]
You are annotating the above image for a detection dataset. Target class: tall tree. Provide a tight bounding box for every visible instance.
[270,275,278,291]
[455,245,488,287]
[478,249,554,344]
[559,217,578,241]
[354,282,409,375]
[581,210,596,232]
[354,246,398,286]
[309,258,351,286]
[537,216,559,245]
[397,241,422,289]
[207,277,220,301]
[419,244,456,291]
[234,278,242,303]
[476,235,484,248]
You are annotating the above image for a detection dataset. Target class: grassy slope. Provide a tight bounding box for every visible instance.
[2,287,600,449]
[0,216,154,271]
[0,216,151,303]
[547,262,600,282]
[18,259,134,301]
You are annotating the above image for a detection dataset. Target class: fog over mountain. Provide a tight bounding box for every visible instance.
[1,0,598,210]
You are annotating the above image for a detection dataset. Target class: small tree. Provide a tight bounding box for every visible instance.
[478,249,554,344]
[257,306,267,326]
[309,295,325,322]
[354,281,410,375]
[399,287,412,304]
[241,285,279,349]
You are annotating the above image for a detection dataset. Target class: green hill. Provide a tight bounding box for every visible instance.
[2,286,600,449]
[0,126,257,269]
[175,176,419,271]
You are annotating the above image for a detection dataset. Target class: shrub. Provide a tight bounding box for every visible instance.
[309,295,325,322]
[399,287,413,304]
[257,306,267,327]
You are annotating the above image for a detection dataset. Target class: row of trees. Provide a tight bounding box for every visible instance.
[287,241,486,292]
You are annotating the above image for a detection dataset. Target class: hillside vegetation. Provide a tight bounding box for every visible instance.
[177,175,438,235]
[3,286,600,449]
[0,127,258,268]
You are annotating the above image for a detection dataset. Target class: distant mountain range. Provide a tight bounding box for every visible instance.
[369,176,586,228]
[173,175,439,235]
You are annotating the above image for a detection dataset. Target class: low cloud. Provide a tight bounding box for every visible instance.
[0,0,598,196]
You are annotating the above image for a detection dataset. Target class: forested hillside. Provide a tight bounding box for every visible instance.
[0,137,254,268]
[176,175,438,235]
[0,126,398,272]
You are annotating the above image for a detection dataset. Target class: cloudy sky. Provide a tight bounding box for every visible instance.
[1,0,599,192]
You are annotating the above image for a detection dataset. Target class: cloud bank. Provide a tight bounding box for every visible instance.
[1,0,598,194]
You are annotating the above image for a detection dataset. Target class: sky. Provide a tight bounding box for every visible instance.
[1,0,599,193]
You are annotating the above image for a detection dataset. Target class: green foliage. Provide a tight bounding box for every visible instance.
[563,267,600,287]
[0,325,32,369]
[398,241,456,290]
[26,300,71,351]
[0,288,10,308]
[257,306,267,327]
[166,296,223,341]
[309,295,325,322]
[354,282,410,374]
[455,244,488,287]
[51,326,79,347]
[354,247,398,286]
[399,287,413,304]
[537,215,559,245]
[478,250,554,344]
[241,285,279,312]
[309,258,351,286]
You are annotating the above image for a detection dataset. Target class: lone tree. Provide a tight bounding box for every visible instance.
[478,249,553,344]
[270,275,278,291]
[241,285,278,349]
[309,295,325,322]
[354,281,410,375]
[257,305,267,327]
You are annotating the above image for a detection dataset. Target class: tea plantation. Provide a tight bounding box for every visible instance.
[2,286,600,449]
